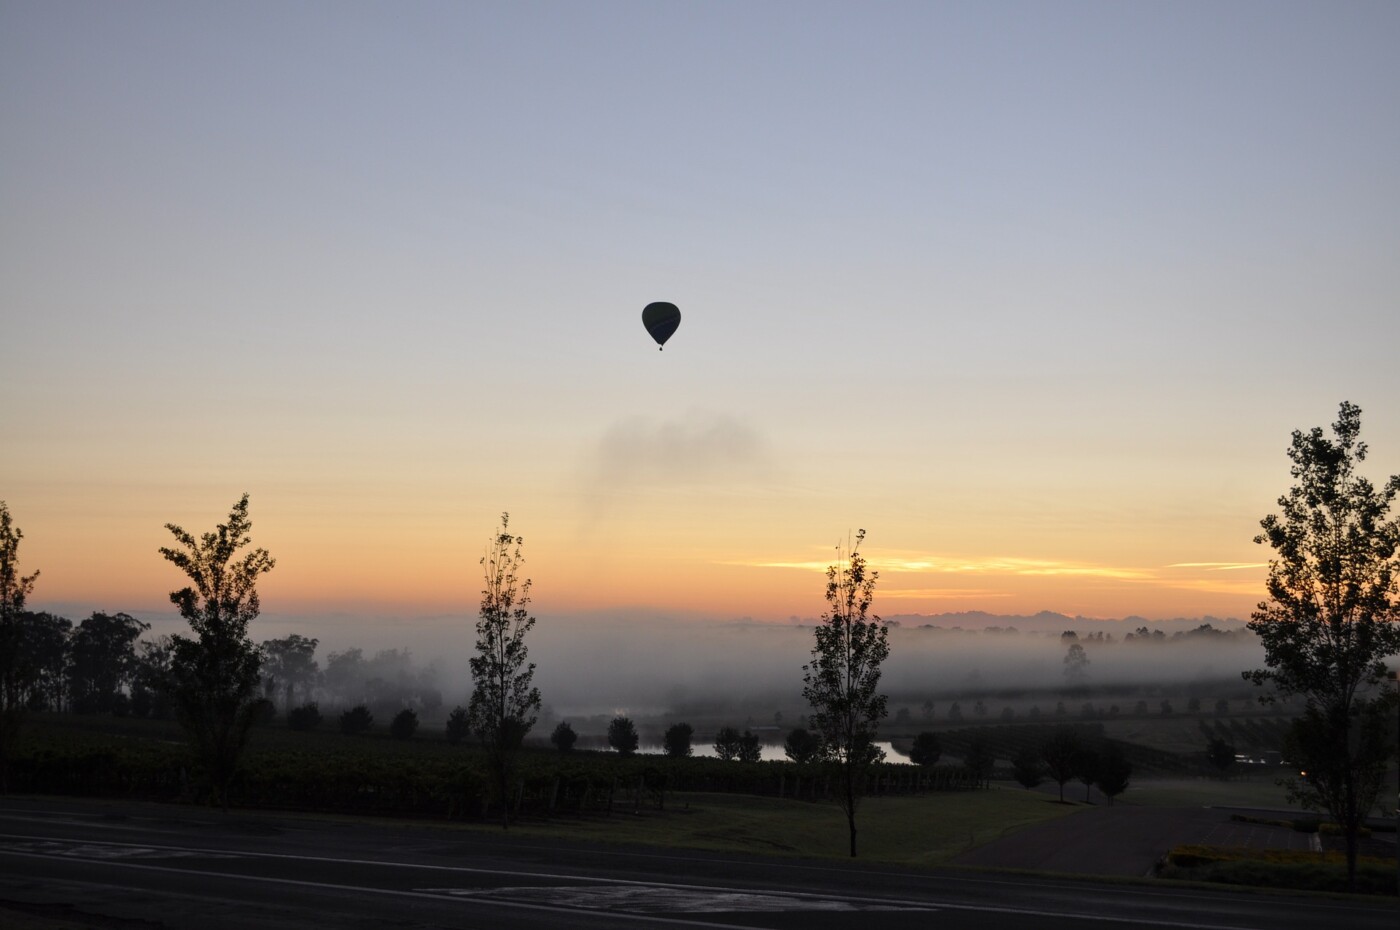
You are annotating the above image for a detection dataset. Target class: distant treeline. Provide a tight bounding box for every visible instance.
[6,611,450,723]
[9,609,1252,729]
[900,622,1253,644]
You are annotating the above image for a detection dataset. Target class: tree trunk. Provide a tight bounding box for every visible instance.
[844,769,858,857]
[1344,826,1358,892]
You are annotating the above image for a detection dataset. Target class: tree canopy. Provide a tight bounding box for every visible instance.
[801,529,890,857]
[1244,402,1400,888]
[468,514,541,751]
[158,494,275,807]
[0,501,40,792]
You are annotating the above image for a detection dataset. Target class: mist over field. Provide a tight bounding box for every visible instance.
[524,615,1264,719]
[225,609,1265,726]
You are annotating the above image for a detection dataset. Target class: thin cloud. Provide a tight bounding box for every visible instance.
[1159,578,1267,596]
[726,554,1153,581]
[1166,562,1268,571]
[585,410,770,489]
[721,553,1267,602]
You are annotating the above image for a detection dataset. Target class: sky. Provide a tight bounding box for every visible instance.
[3,1,1399,651]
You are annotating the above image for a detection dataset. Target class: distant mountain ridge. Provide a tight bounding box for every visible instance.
[883,610,1247,632]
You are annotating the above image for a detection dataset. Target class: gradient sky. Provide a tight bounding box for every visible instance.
[3,1,1398,646]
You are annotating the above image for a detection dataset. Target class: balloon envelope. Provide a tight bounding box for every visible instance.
[642,302,681,349]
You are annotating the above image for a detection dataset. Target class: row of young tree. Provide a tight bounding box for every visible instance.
[1,401,1397,884]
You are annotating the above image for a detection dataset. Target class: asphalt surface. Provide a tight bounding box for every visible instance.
[0,797,1393,930]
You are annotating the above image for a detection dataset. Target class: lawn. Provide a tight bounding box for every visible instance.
[492,786,1081,866]
[1121,777,1295,810]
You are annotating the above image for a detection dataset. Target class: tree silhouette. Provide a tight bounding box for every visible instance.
[801,529,890,857]
[339,704,373,735]
[468,513,542,828]
[1094,741,1133,805]
[737,729,763,763]
[1244,402,1400,889]
[663,722,693,758]
[0,502,40,792]
[608,716,638,756]
[158,494,274,808]
[1012,745,1044,789]
[390,708,418,740]
[963,733,994,788]
[1041,725,1082,803]
[287,702,321,731]
[909,732,942,768]
[1063,643,1089,686]
[445,706,470,744]
[550,720,577,752]
[260,634,319,715]
[713,725,742,760]
[68,612,148,715]
[131,636,172,720]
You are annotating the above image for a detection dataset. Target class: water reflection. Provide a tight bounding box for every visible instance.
[631,741,903,763]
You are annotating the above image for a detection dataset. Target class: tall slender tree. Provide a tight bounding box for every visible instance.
[468,513,541,827]
[159,494,275,807]
[801,529,890,857]
[0,502,40,792]
[1244,402,1400,889]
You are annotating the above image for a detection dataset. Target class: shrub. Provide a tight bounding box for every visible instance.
[736,730,762,763]
[390,708,418,741]
[287,702,322,731]
[663,722,693,758]
[1012,745,1044,789]
[1163,845,1394,895]
[607,716,638,756]
[339,704,373,735]
[445,706,469,745]
[550,721,577,753]
[713,726,742,761]
[909,732,942,767]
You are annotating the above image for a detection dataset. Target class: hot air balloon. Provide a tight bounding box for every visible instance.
[642,301,681,350]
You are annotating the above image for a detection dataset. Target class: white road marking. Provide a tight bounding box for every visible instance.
[0,847,754,929]
[419,884,927,913]
[0,839,238,860]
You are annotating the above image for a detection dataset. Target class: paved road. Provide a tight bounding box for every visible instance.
[0,797,1392,930]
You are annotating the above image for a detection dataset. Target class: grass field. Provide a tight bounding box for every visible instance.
[1121,777,1296,809]
[388,786,1084,866]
